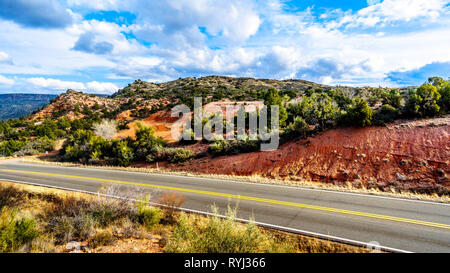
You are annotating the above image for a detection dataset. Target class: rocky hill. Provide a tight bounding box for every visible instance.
[112,76,331,101]
[28,76,334,122]
[30,75,398,122]
[30,90,120,121]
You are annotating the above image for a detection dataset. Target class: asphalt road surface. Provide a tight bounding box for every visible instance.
[0,160,449,253]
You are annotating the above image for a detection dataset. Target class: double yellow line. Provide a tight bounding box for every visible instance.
[2,168,450,230]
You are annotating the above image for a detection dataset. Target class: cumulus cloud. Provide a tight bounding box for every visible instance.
[86,81,119,94]
[1,0,450,91]
[125,0,261,49]
[0,51,13,64]
[67,0,119,10]
[0,75,14,85]
[386,61,450,85]
[27,77,86,90]
[26,77,119,94]
[0,0,74,29]
[337,0,450,28]
[70,20,145,56]
[367,0,382,5]
[73,32,114,54]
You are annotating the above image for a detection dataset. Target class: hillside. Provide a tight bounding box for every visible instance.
[4,75,448,195]
[112,76,331,101]
[170,117,450,195]
[0,94,56,120]
[30,89,120,121]
[29,75,398,124]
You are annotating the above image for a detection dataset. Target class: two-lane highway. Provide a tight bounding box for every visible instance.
[0,160,449,252]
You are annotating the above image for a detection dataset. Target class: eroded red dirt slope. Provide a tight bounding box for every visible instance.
[172,117,449,193]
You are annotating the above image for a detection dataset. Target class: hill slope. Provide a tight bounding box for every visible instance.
[171,117,450,194]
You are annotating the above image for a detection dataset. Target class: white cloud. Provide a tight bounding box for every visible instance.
[367,0,382,5]
[27,77,86,90]
[67,0,119,10]
[0,20,115,75]
[0,74,14,85]
[341,0,449,28]
[86,81,119,94]
[69,20,146,56]
[128,0,261,49]
[1,0,450,89]
[0,51,12,64]
[26,77,119,94]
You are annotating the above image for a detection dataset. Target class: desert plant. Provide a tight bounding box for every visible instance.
[88,231,116,248]
[208,138,259,156]
[374,104,400,125]
[50,214,96,243]
[404,84,441,118]
[136,195,163,230]
[93,119,118,140]
[341,97,373,127]
[0,185,25,211]
[157,192,185,223]
[168,148,194,163]
[283,116,310,140]
[112,140,134,167]
[0,208,40,252]
[166,205,287,253]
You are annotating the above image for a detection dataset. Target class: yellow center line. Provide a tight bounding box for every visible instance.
[2,168,450,230]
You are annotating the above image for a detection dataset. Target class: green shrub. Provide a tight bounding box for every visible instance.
[374,104,400,125]
[50,214,96,244]
[64,144,83,162]
[179,128,196,145]
[88,231,116,248]
[381,89,402,109]
[404,84,441,118]
[283,116,310,140]
[288,93,339,130]
[146,147,194,164]
[89,197,134,228]
[168,148,194,163]
[145,153,156,163]
[133,123,165,161]
[208,138,259,156]
[341,97,373,127]
[112,140,134,167]
[263,88,288,127]
[0,208,40,252]
[166,206,293,253]
[137,195,163,230]
[437,82,450,114]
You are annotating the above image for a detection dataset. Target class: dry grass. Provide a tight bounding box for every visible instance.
[0,181,370,253]
[156,192,185,223]
[22,157,450,203]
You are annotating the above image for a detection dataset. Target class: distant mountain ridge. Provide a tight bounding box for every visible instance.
[0,94,56,120]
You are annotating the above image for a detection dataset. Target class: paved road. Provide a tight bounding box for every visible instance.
[0,160,449,253]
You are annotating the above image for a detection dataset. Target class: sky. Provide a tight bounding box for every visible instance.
[0,0,449,94]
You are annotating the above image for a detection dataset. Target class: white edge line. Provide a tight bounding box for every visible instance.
[0,178,412,254]
[10,162,450,207]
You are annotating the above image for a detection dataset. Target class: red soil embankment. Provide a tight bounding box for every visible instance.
[172,119,450,193]
[116,110,181,142]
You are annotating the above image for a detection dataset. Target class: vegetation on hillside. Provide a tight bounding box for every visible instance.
[1,76,449,165]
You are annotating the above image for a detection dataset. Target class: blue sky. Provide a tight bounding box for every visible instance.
[0,0,449,94]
